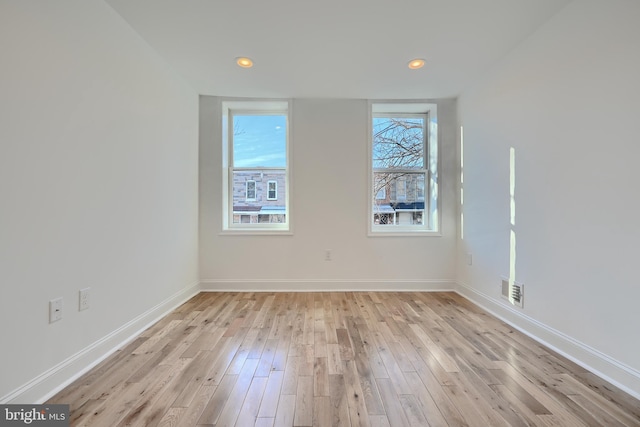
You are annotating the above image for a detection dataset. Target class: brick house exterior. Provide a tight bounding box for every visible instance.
[232,170,286,223]
[373,173,425,225]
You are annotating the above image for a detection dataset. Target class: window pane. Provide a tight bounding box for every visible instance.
[373,172,425,225]
[373,117,424,169]
[233,115,286,167]
[232,170,286,224]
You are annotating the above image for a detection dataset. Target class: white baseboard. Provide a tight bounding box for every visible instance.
[455,281,640,401]
[1,281,200,404]
[199,279,456,292]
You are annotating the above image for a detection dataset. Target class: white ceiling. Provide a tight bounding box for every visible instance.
[105,0,570,99]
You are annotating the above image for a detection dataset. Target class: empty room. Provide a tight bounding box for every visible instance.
[1,0,639,426]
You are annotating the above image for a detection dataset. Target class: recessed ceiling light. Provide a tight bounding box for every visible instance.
[236,57,253,68]
[408,58,425,70]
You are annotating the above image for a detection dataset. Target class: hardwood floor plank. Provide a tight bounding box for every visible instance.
[255,417,275,427]
[368,415,392,427]
[402,371,450,427]
[294,375,314,426]
[206,332,247,385]
[346,321,386,415]
[274,394,296,427]
[398,394,430,427]
[235,376,269,427]
[328,374,351,427]
[313,396,332,427]
[336,328,354,361]
[258,370,285,418]
[282,356,302,395]
[116,358,191,427]
[314,357,330,397]
[441,383,491,427]
[456,369,527,427]
[133,319,183,355]
[493,360,588,427]
[171,384,217,427]
[408,323,460,374]
[272,333,291,372]
[326,343,343,375]
[314,326,328,358]
[488,383,543,427]
[256,338,279,377]
[215,358,260,427]
[488,368,551,415]
[371,329,412,395]
[342,360,373,426]
[376,377,410,427]
[196,374,238,425]
[169,350,219,407]
[46,292,640,427]
[555,373,640,426]
[77,367,172,427]
[577,371,640,420]
[157,407,184,427]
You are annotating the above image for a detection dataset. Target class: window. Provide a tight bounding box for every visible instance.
[396,176,407,201]
[369,102,438,234]
[267,180,277,200]
[246,180,256,201]
[222,100,290,233]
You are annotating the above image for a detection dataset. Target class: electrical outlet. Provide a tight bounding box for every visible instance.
[466,253,473,266]
[79,287,90,311]
[324,250,332,261]
[49,298,63,323]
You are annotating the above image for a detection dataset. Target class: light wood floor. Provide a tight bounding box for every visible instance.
[48,292,640,426]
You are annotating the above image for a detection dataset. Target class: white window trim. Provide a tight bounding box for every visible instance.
[267,180,277,200]
[221,99,292,235]
[368,101,440,236]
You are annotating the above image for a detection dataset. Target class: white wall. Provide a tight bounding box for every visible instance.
[200,98,457,289]
[0,1,199,402]
[457,0,640,396]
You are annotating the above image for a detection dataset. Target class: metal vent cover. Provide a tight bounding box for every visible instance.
[501,278,523,308]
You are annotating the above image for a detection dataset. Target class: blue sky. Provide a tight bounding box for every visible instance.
[233,115,287,167]
[372,117,424,169]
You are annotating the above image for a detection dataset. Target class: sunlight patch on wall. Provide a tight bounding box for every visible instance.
[460,126,464,240]
[510,147,516,227]
[508,147,520,306]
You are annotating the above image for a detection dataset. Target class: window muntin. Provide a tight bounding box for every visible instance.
[222,101,290,233]
[370,104,438,235]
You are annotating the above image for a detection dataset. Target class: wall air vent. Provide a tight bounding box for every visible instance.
[501,278,524,308]
[511,282,523,307]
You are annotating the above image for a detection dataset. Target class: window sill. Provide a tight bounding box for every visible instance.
[220,229,293,236]
[368,229,442,237]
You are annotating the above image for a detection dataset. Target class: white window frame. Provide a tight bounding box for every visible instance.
[267,180,277,200]
[221,99,292,234]
[368,102,439,236]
